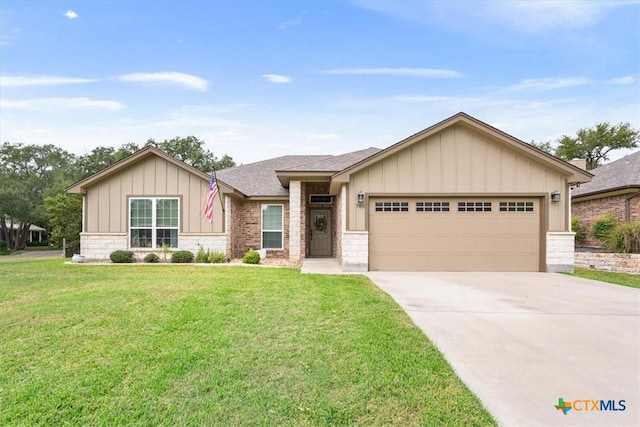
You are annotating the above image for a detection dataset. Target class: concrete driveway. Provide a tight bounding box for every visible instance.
[366,272,640,427]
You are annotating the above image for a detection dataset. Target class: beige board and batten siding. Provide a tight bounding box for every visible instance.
[347,125,567,231]
[84,155,224,234]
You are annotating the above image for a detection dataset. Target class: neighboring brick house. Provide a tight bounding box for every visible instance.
[572,150,640,246]
[69,112,592,272]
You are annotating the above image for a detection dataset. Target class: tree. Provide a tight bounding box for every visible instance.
[145,136,236,171]
[555,122,639,169]
[528,140,554,155]
[0,143,76,249]
[75,144,140,179]
[44,193,82,253]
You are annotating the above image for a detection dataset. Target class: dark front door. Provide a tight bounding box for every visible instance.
[309,209,331,257]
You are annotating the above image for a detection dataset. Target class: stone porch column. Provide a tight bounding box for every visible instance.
[289,180,301,261]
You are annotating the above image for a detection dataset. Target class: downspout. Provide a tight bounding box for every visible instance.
[625,190,640,222]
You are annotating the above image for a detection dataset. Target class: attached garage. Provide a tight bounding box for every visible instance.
[369,197,542,271]
[331,113,593,273]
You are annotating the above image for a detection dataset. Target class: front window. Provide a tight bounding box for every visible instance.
[130,198,179,248]
[262,204,283,249]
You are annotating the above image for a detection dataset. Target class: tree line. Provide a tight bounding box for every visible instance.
[0,136,235,250]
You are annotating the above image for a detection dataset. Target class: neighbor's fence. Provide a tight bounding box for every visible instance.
[574,251,640,274]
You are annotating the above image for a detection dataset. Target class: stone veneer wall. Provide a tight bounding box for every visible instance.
[80,233,128,260]
[228,199,289,259]
[178,234,228,253]
[79,232,227,261]
[575,252,640,274]
[342,231,368,271]
[546,232,575,273]
[335,186,343,263]
[289,181,301,261]
[572,193,640,246]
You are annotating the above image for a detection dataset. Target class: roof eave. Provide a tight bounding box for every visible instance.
[572,185,640,201]
[275,171,334,187]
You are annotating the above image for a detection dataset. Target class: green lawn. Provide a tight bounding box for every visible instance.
[0,260,494,426]
[572,267,640,289]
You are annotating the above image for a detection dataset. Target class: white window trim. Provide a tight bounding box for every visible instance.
[129,197,180,249]
[261,203,284,250]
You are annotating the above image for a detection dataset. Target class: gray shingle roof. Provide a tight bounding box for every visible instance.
[281,147,382,172]
[216,148,381,197]
[572,150,640,197]
[216,155,332,197]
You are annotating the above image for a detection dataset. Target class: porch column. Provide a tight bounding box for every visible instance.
[289,180,301,262]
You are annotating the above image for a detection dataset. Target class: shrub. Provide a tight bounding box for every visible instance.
[27,241,49,247]
[143,253,159,263]
[0,240,6,250]
[571,217,586,245]
[195,245,210,263]
[110,250,135,263]
[590,213,617,243]
[606,221,640,254]
[171,250,194,263]
[242,249,260,264]
[209,251,227,264]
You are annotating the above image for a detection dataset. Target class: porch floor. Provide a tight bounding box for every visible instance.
[300,258,348,274]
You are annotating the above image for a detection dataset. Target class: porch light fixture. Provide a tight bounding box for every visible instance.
[550,191,561,203]
[357,191,365,205]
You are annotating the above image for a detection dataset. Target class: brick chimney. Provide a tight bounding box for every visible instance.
[568,158,587,170]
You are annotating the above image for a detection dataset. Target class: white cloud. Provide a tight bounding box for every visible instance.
[352,0,634,34]
[389,95,480,103]
[278,12,305,29]
[262,74,292,83]
[64,10,78,20]
[607,76,636,85]
[0,75,98,86]
[506,77,590,91]
[308,133,339,140]
[1,97,123,111]
[321,67,461,78]
[115,72,208,91]
[279,18,302,29]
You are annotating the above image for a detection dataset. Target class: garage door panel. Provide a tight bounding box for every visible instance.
[369,198,540,272]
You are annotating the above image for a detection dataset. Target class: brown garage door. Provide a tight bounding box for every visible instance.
[369,198,541,271]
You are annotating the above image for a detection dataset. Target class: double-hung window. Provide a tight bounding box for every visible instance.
[261,204,283,249]
[130,198,179,249]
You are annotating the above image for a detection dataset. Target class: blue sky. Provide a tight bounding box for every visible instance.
[1,1,639,165]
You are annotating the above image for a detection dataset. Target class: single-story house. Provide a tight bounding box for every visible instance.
[0,222,47,244]
[68,112,592,272]
[572,150,640,246]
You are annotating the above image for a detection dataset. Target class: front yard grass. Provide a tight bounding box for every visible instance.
[0,260,494,426]
[572,267,640,289]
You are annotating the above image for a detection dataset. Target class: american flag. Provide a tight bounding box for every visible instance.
[203,173,219,223]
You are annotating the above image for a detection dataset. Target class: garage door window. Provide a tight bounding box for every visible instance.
[458,202,492,212]
[375,201,408,212]
[499,201,534,212]
[416,202,450,212]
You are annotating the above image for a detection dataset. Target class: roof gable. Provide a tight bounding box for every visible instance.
[572,150,640,198]
[67,146,234,194]
[331,112,593,186]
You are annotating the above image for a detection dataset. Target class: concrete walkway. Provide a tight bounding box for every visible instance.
[367,272,640,427]
[300,258,347,274]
